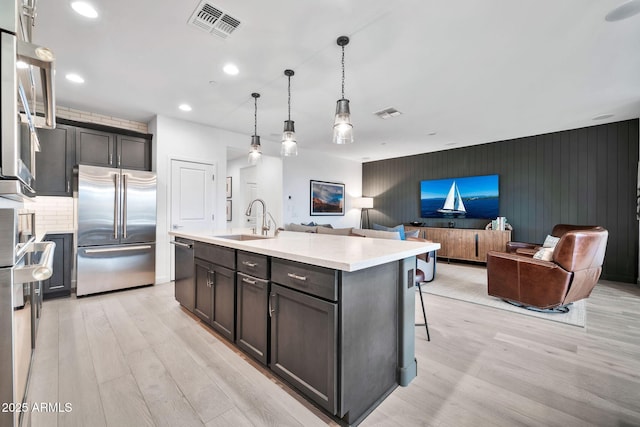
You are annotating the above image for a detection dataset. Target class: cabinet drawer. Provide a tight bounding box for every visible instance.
[271,258,338,302]
[237,251,269,280]
[194,242,235,269]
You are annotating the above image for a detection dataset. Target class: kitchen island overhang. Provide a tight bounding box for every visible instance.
[169,230,440,425]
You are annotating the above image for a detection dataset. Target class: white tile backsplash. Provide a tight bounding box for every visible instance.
[28,196,75,237]
[36,102,149,133]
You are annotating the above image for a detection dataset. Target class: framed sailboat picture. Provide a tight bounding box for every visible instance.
[420,174,499,219]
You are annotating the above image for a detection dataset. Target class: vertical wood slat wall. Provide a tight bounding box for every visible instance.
[362,119,639,283]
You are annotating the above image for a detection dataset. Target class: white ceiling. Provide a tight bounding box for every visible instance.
[32,0,640,163]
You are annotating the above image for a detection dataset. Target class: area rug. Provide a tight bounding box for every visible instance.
[422,262,586,327]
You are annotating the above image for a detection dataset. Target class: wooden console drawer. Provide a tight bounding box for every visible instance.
[238,251,269,280]
[271,258,338,302]
[194,242,235,269]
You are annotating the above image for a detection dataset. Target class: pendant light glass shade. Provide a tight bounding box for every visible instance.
[248,93,262,165]
[332,98,353,144]
[281,120,298,156]
[333,36,353,144]
[281,69,298,156]
[248,135,262,165]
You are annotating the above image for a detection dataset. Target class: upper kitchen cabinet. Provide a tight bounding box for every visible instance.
[35,124,76,196]
[76,127,151,171]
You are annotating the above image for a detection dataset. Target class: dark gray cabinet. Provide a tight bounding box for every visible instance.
[194,259,213,323]
[42,233,73,299]
[270,283,337,414]
[172,238,409,425]
[173,238,195,311]
[236,251,270,363]
[210,264,235,341]
[76,127,150,170]
[193,243,236,341]
[34,124,75,196]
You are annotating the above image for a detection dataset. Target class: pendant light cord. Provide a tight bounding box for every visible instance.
[287,74,291,121]
[254,95,257,135]
[341,44,345,99]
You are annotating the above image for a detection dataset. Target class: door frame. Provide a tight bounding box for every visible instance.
[168,155,217,281]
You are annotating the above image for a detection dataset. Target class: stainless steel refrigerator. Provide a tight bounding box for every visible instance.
[76,165,156,296]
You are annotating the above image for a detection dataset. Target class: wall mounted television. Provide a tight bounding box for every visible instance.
[420,174,499,219]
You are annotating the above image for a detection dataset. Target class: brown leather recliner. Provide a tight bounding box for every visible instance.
[506,224,603,256]
[487,226,608,311]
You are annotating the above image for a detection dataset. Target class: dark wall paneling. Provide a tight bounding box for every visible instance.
[362,119,639,283]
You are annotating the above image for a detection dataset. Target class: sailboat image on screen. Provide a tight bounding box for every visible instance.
[437,181,466,216]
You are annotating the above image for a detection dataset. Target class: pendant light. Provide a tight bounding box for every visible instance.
[332,35,353,144]
[281,69,298,156]
[248,93,262,165]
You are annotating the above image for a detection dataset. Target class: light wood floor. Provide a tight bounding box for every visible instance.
[26,272,640,427]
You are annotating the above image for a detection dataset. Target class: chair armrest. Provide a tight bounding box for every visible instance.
[506,241,540,254]
[487,251,572,309]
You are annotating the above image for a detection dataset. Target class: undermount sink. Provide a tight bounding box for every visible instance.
[216,234,272,241]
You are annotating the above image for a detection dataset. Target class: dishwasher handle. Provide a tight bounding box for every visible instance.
[169,240,193,249]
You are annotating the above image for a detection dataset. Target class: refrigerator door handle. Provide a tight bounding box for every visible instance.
[84,245,152,254]
[114,173,120,239]
[122,173,128,239]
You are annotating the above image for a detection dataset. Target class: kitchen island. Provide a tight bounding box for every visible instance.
[169,229,440,425]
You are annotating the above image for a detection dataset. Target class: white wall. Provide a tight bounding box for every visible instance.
[150,115,248,284]
[225,154,283,230]
[282,150,362,228]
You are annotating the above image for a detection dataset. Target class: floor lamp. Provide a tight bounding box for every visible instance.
[354,197,373,229]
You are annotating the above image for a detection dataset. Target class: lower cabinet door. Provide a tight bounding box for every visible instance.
[236,273,269,364]
[211,265,235,341]
[194,259,213,323]
[270,283,337,415]
[42,233,73,299]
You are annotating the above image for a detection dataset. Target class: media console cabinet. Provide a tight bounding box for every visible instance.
[405,226,511,263]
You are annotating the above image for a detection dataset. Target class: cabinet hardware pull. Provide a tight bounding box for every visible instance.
[211,270,216,287]
[67,180,70,193]
[269,293,275,317]
[242,277,257,285]
[242,261,257,268]
[49,285,64,290]
[287,272,307,281]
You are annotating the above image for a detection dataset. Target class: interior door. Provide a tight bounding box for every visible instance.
[170,159,215,232]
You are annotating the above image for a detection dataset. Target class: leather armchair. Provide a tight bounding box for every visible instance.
[506,224,604,255]
[487,227,608,311]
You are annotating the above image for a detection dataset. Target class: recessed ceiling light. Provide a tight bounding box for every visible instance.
[605,0,640,21]
[223,63,239,76]
[65,73,85,83]
[179,104,192,112]
[71,1,98,19]
[445,142,457,146]
[16,61,28,69]
[593,113,614,120]
[428,132,437,136]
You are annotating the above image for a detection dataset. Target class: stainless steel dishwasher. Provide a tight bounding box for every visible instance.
[171,237,195,311]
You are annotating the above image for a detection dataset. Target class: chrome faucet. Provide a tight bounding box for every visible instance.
[245,198,271,236]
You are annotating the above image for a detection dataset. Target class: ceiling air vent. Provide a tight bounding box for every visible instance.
[188,1,241,39]
[373,107,402,119]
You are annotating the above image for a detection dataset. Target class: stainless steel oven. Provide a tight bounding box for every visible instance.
[0,209,55,427]
[1,0,55,201]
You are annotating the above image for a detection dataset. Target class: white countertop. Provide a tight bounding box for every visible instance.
[169,229,440,272]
